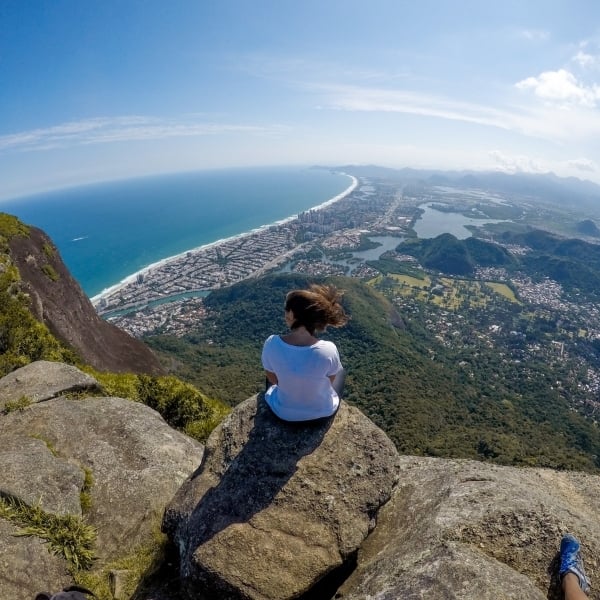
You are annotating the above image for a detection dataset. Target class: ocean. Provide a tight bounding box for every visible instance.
[0,167,351,297]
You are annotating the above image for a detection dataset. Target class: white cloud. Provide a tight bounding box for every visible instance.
[488,150,546,174]
[316,82,600,144]
[321,84,519,130]
[573,50,599,69]
[519,29,550,42]
[566,157,597,172]
[515,69,600,107]
[0,116,282,154]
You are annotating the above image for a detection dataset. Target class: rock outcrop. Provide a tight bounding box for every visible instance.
[335,456,600,600]
[0,362,203,600]
[163,394,400,600]
[3,361,600,600]
[8,225,165,374]
[0,360,101,411]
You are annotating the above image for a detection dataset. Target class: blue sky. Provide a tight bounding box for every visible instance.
[1,0,600,200]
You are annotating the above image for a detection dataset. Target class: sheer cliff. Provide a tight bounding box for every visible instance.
[2,215,164,374]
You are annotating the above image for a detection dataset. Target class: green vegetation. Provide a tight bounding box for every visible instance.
[30,434,60,457]
[0,238,77,377]
[42,242,55,258]
[80,468,94,514]
[0,213,30,241]
[0,291,78,376]
[87,368,230,443]
[473,202,523,220]
[74,520,168,600]
[146,273,600,472]
[484,282,518,303]
[0,496,96,571]
[496,229,600,299]
[396,234,515,276]
[41,263,60,281]
[2,395,33,414]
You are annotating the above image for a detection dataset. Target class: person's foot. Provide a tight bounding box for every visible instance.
[560,534,591,594]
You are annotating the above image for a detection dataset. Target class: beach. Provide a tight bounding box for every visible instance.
[92,174,358,311]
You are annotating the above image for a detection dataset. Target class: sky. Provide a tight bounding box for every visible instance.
[1,0,600,200]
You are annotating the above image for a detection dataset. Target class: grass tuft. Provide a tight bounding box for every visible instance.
[80,467,94,514]
[0,496,96,571]
[2,395,32,414]
[74,521,169,600]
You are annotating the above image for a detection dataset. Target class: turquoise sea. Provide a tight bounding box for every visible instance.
[0,167,351,297]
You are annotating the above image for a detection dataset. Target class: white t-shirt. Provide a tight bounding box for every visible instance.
[261,334,343,421]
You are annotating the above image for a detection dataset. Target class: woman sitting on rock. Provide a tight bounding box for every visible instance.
[261,283,348,422]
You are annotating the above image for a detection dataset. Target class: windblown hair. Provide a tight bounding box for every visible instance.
[285,284,348,334]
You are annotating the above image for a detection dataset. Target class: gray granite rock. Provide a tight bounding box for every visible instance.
[0,434,84,516]
[336,456,600,600]
[0,361,101,411]
[0,395,204,562]
[0,519,71,600]
[164,394,400,600]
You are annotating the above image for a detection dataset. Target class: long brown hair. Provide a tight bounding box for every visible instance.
[285,284,348,334]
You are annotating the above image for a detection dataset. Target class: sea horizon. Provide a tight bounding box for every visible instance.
[90,174,357,304]
[0,166,352,297]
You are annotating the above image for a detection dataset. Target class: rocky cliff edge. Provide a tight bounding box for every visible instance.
[7,224,164,374]
[163,395,600,600]
[1,362,600,600]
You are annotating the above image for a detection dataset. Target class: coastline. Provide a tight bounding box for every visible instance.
[91,173,358,305]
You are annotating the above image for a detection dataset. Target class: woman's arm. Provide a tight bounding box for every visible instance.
[265,370,278,385]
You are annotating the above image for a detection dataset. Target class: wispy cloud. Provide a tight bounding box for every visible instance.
[573,50,599,69]
[0,116,283,154]
[518,29,550,42]
[316,82,600,143]
[516,69,600,107]
[488,150,546,174]
[566,157,597,172]
[321,84,518,130]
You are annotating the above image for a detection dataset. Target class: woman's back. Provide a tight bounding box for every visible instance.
[262,334,342,421]
[261,284,348,422]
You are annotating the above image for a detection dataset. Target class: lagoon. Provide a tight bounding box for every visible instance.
[413,203,508,239]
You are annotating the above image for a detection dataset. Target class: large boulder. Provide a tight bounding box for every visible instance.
[0,362,204,600]
[163,394,400,600]
[1,395,204,561]
[0,434,84,517]
[0,360,101,411]
[335,456,600,600]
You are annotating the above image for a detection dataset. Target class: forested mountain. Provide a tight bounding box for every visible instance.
[147,273,600,472]
[397,234,515,276]
[395,229,600,299]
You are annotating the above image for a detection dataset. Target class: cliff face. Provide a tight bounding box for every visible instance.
[8,225,164,374]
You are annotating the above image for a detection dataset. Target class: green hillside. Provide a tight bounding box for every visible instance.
[397,234,515,276]
[0,213,227,443]
[147,273,600,472]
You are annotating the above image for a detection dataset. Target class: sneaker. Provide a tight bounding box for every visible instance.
[559,534,591,594]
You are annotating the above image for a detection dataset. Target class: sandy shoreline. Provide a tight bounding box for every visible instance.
[91,173,358,305]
